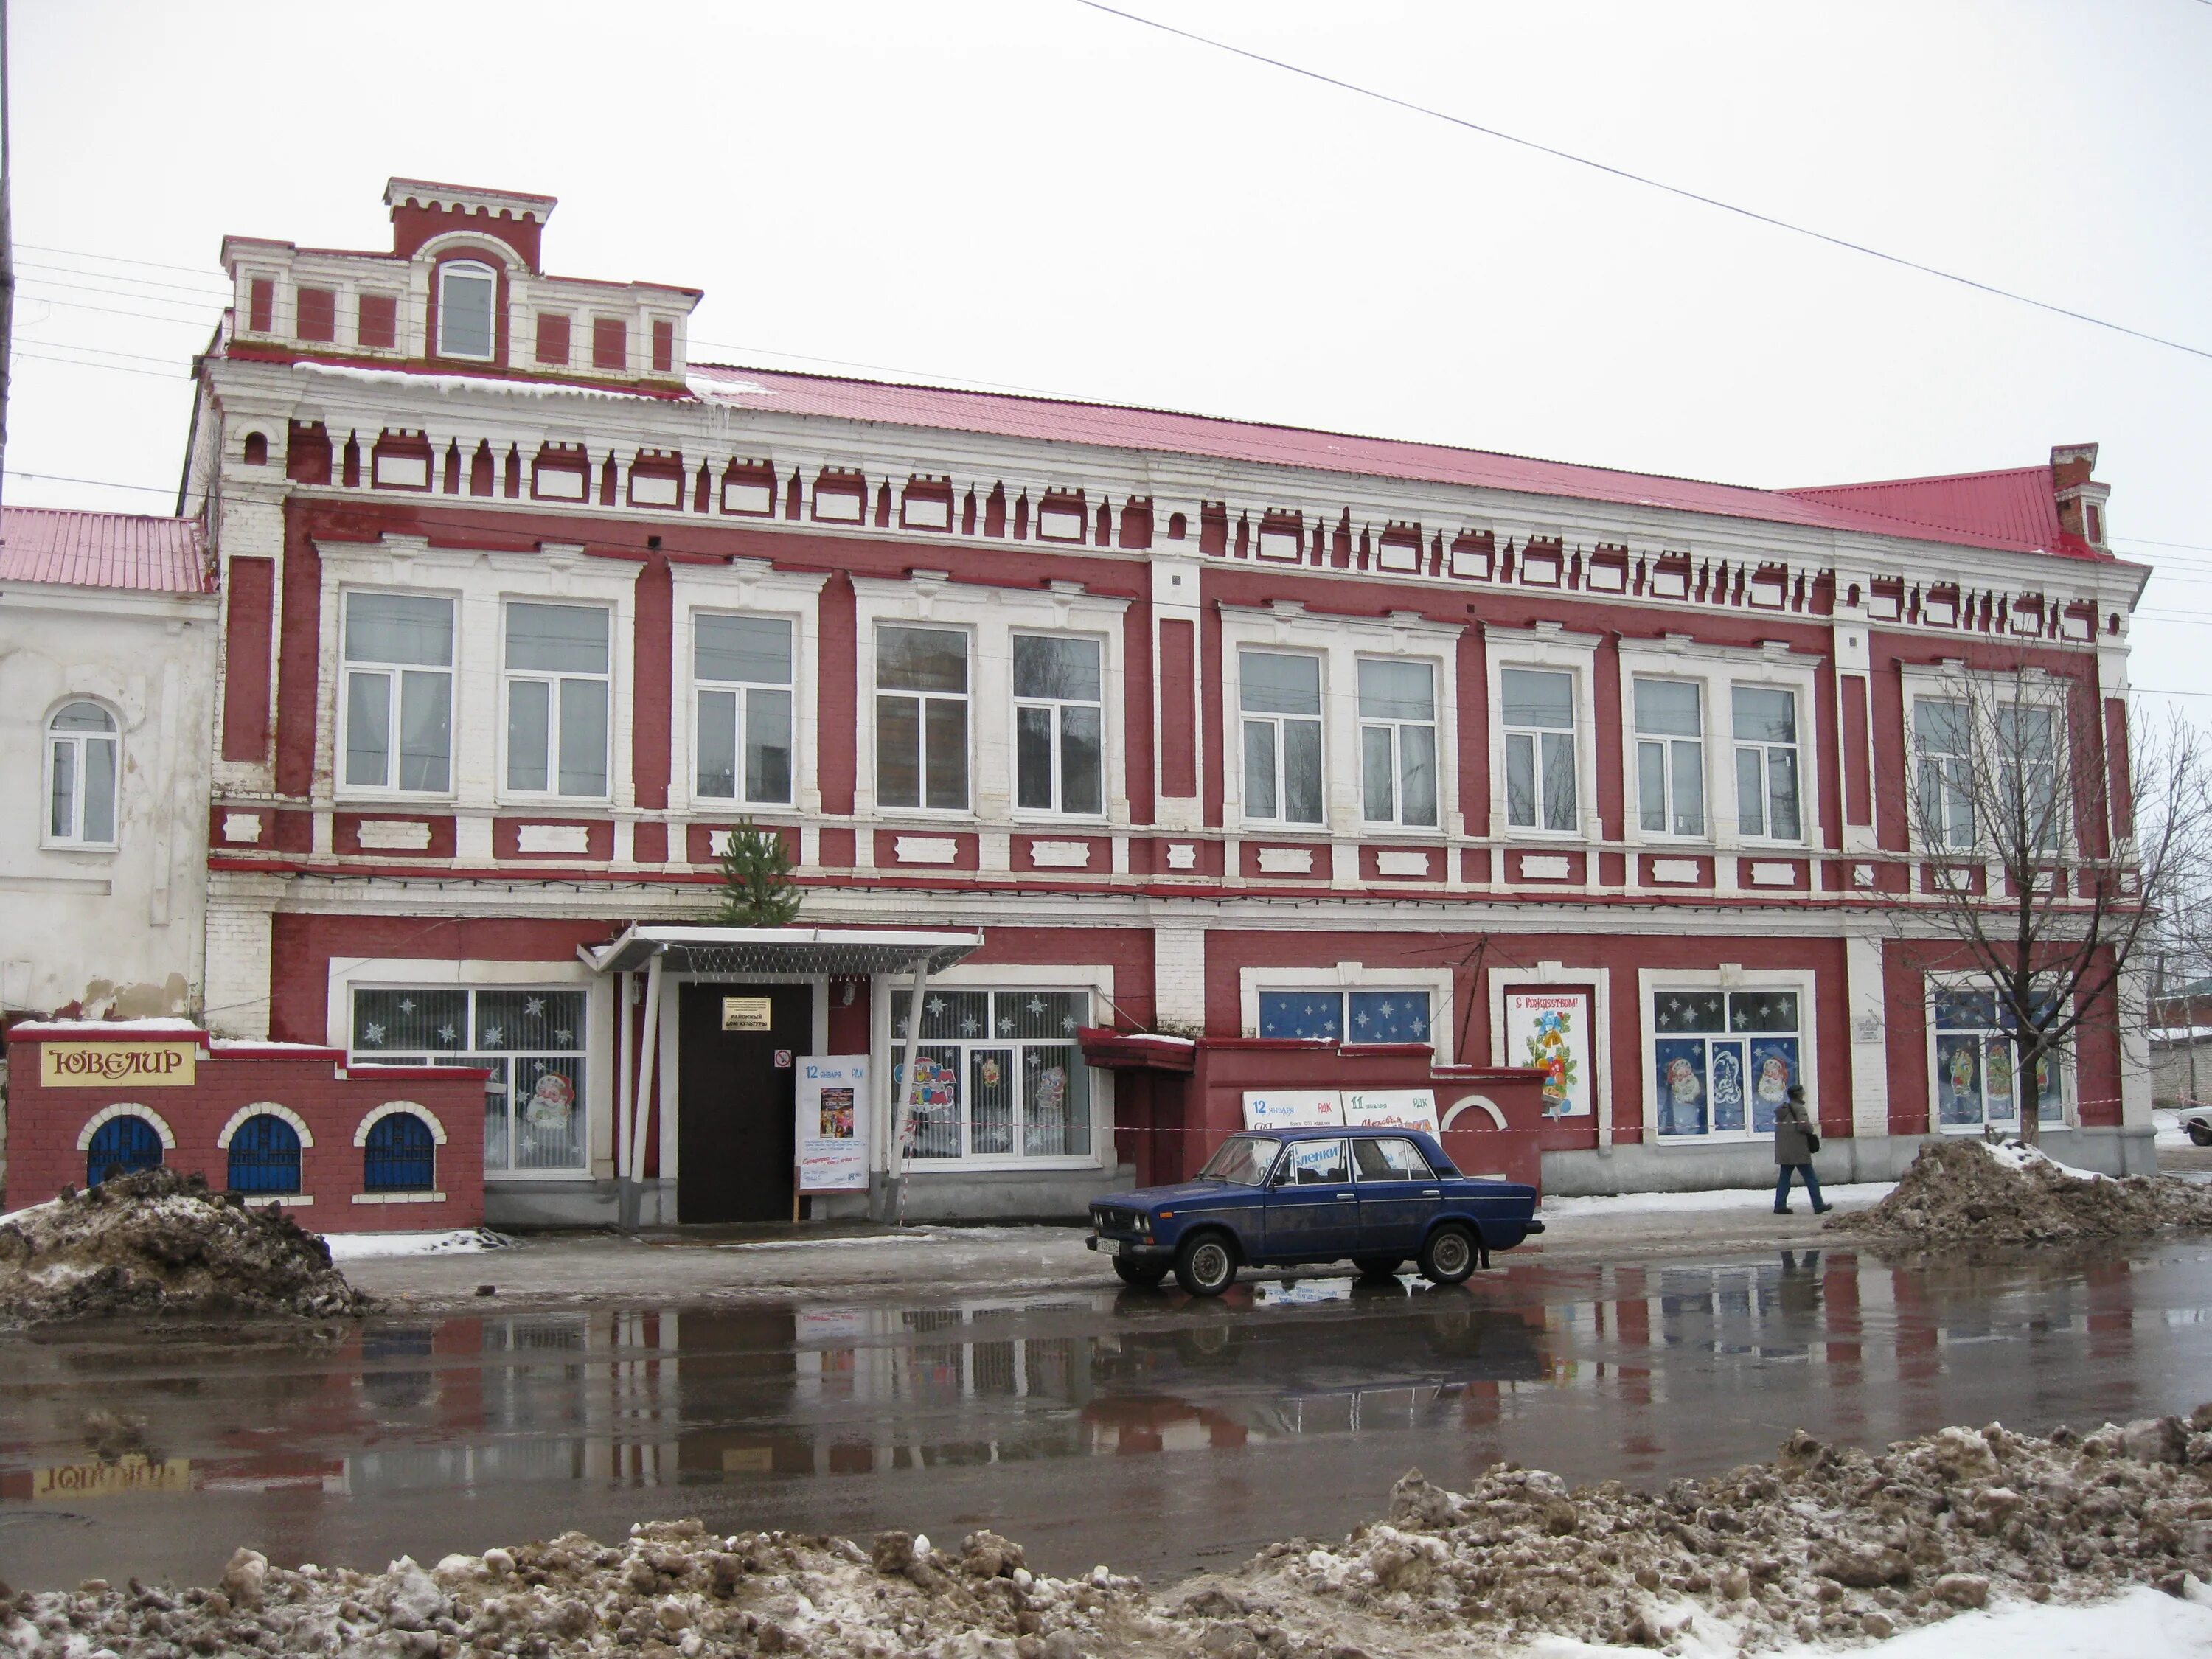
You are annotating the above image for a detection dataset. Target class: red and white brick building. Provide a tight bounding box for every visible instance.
[172,178,2149,1225]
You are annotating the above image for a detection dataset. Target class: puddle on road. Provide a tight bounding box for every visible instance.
[5,1246,2209,1587]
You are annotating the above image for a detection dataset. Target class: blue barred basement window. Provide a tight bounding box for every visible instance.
[364,1112,437,1192]
[1257,990,1433,1043]
[227,1113,302,1194]
[86,1114,163,1187]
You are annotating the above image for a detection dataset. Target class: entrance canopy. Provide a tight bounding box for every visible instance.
[580,924,983,978]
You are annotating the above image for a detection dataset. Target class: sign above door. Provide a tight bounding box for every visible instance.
[721,996,773,1032]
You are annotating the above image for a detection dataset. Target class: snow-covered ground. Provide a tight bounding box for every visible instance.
[319,1227,514,1261]
[1540,1180,1896,1220]
[1531,1584,2212,1658]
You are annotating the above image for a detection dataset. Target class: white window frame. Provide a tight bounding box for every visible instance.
[1240,962,1457,1062]
[691,610,799,808]
[1924,974,2073,1134]
[1615,640,1820,855]
[336,587,457,799]
[871,963,1113,1171]
[1239,647,1326,827]
[872,620,973,815]
[1899,666,2073,859]
[320,537,640,824]
[499,599,613,802]
[43,700,121,851]
[1633,675,1707,840]
[326,955,613,1182]
[1356,655,1440,829]
[1636,965,1818,1146]
[1487,625,1599,843]
[1499,666,1580,836]
[851,576,1133,828]
[669,561,828,822]
[436,260,498,361]
[1010,630,1109,821]
[1220,603,1462,838]
[1729,681,1805,845]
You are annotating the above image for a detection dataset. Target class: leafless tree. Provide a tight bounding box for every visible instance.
[1898,661,2211,1146]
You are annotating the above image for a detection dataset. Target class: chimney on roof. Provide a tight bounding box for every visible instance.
[2050,443,2110,549]
[382,178,557,273]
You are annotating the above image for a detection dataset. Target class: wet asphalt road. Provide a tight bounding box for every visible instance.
[7,1241,2212,1593]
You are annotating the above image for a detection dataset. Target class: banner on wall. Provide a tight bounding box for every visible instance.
[795,1055,870,1192]
[1341,1088,1440,1133]
[1242,1091,1342,1130]
[1503,989,1594,1117]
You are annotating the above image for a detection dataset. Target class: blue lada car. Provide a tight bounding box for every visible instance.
[1086,1126,1543,1295]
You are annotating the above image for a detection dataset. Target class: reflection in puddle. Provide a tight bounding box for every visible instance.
[3,1246,2205,1589]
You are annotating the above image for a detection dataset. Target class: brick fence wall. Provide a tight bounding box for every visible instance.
[2,1029,485,1230]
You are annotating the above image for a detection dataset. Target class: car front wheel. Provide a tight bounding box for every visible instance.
[1419,1225,1478,1286]
[2189,1119,2212,1147]
[1113,1256,1169,1289]
[1174,1232,1238,1297]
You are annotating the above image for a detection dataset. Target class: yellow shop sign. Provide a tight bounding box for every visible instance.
[33,1456,192,1498]
[41,1041,198,1088]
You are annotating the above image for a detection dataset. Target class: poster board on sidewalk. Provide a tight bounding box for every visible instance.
[1341,1088,1440,1134]
[1242,1090,1342,1130]
[796,1055,869,1192]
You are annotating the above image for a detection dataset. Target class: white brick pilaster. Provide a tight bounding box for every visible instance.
[1153,920,1206,1032]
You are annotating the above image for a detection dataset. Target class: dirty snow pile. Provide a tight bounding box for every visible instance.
[0,1169,372,1322]
[1829,1136,2212,1250]
[16,1413,2212,1658]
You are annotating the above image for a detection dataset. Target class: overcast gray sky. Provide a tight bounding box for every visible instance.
[10,0,2208,717]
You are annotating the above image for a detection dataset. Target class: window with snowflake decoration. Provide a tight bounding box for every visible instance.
[1256,990,1433,1045]
[351,987,588,1174]
[1650,988,1801,1139]
[891,989,1093,1161]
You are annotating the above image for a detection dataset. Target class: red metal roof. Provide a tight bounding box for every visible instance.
[0,507,209,594]
[686,364,2105,561]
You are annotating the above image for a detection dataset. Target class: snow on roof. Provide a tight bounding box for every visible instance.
[0,507,211,594]
[5,1017,206,1038]
[684,363,2104,560]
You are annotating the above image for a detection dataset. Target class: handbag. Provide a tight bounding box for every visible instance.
[1806,1131,1821,1155]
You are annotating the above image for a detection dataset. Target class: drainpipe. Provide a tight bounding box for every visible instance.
[616,970,635,1178]
[625,950,665,1224]
[891,956,931,1228]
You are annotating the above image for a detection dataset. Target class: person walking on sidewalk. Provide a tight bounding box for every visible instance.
[1774,1083,1830,1215]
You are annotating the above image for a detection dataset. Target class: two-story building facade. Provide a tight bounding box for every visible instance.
[181,178,2152,1226]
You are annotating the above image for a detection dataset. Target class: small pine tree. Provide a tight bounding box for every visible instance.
[710,818,801,927]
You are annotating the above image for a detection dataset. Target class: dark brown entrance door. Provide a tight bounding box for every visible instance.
[676,982,812,1223]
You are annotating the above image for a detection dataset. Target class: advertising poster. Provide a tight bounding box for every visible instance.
[1341,1088,1440,1134]
[795,1055,870,1192]
[1503,988,1594,1117]
[1242,1090,1343,1130]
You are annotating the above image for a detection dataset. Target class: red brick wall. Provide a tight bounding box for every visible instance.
[1,1039,486,1231]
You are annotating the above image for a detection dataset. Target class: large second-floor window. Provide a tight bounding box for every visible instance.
[1635,678,1705,837]
[46,702,119,847]
[504,602,610,798]
[695,613,794,804]
[1731,685,1801,841]
[437,261,497,360]
[1013,634,1103,815]
[1501,668,1576,832]
[1994,703,2064,852]
[342,592,453,793]
[1913,697,1975,849]
[1358,658,1437,827]
[877,625,969,810]
[1241,650,1323,824]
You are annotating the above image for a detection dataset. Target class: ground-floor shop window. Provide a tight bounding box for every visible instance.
[893,990,1093,1161]
[1652,988,1801,1138]
[349,987,587,1173]
[364,1110,437,1192]
[86,1113,164,1186]
[227,1113,302,1194]
[1933,989,2064,1129]
[1257,989,1433,1043]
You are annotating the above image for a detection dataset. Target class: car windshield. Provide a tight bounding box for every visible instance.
[1196,1135,1280,1186]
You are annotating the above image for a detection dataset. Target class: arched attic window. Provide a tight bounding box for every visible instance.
[46,701,119,848]
[437,260,498,361]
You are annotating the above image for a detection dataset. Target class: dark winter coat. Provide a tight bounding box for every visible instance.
[1773,1097,1817,1166]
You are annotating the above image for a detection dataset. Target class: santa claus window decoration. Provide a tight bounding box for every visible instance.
[351,986,588,1175]
[1651,989,1801,1138]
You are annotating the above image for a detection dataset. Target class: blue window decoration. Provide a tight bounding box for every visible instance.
[86,1114,164,1187]
[227,1113,302,1194]
[1655,990,1801,1138]
[364,1111,437,1192]
[1259,990,1433,1043]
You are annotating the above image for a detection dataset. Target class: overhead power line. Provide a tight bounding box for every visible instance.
[1070,1,2212,364]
